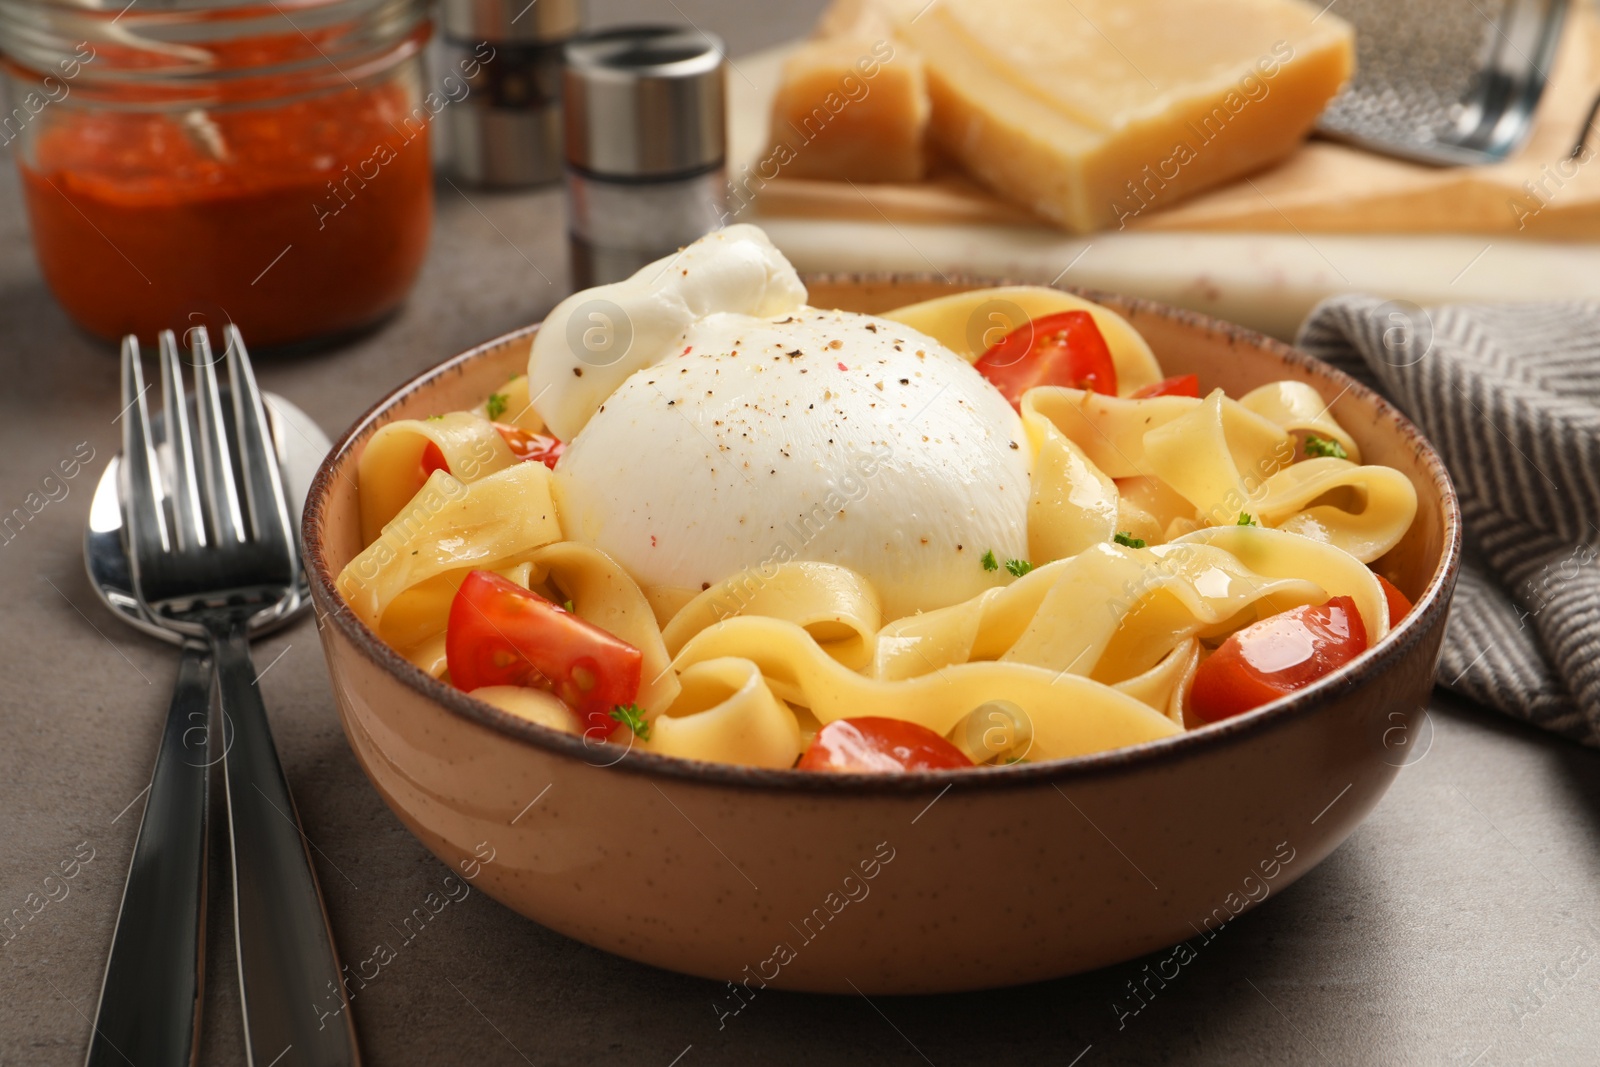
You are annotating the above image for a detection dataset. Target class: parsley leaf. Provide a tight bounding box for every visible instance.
[1004,558,1033,577]
[425,414,444,421]
[1113,531,1146,549]
[609,704,651,741]
[1237,512,1258,526]
[486,392,508,420]
[563,599,575,613]
[981,549,999,572]
[1303,434,1348,460]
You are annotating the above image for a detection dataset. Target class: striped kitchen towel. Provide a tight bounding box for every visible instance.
[1298,296,1600,748]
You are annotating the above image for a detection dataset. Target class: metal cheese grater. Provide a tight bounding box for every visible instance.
[1315,0,1569,165]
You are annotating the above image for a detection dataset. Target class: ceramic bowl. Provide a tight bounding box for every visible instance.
[302,276,1460,994]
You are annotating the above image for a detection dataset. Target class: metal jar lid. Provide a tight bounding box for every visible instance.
[563,25,726,180]
[440,0,581,43]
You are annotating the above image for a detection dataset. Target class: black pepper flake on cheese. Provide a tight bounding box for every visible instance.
[865,322,878,332]
[667,400,676,406]
[1009,441,1019,449]
[899,378,909,385]
[786,349,802,357]
[701,581,711,590]
[573,367,583,377]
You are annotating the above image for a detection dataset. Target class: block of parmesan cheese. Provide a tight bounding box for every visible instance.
[764,36,929,183]
[887,0,1354,231]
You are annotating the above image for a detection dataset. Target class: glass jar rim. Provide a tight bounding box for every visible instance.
[0,0,428,88]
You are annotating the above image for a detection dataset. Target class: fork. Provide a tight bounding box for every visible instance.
[118,325,360,1066]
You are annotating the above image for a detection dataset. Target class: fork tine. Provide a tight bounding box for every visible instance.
[189,326,246,546]
[119,335,169,557]
[158,330,206,552]
[222,325,292,555]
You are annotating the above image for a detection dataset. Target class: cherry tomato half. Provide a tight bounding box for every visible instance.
[446,570,642,737]
[494,423,565,469]
[1188,596,1368,724]
[1130,374,1200,399]
[421,440,450,478]
[1375,574,1412,625]
[798,717,974,772]
[974,310,1118,408]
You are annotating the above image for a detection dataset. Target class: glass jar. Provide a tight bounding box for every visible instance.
[0,0,433,348]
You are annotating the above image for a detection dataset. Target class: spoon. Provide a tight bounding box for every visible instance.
[81,392,328,1067]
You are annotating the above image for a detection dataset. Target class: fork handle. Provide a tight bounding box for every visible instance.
[88,640,212,1067]
[210,618,360,1067]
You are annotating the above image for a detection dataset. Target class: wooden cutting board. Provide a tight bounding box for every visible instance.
[733,6,1600,239]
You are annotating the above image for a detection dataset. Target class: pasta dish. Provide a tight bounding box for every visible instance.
[337,225,1417,772]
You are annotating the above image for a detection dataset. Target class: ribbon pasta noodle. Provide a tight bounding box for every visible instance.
[337,262,1419,772]
[661,561,882,671]
[358,412,517,544]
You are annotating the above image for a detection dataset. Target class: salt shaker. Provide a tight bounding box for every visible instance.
[563,26,729,288]
[439,0,581,187]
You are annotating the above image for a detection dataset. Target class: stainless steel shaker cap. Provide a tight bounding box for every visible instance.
[563,25,727,179]
[440,0,581,44]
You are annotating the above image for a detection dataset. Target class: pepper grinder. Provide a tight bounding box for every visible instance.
[439,0,582,187]
[562,25,729,288]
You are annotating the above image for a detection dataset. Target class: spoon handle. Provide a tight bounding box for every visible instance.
[87,640,212,1067]
[213,617,360,1066]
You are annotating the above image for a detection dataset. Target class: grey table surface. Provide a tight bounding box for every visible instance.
[3,2,1599,1064]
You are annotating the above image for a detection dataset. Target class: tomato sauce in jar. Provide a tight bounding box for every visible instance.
[2,1,434,348]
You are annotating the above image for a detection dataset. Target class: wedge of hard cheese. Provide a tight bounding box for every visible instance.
[891,0,1354,231]
[765,37,929,182]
